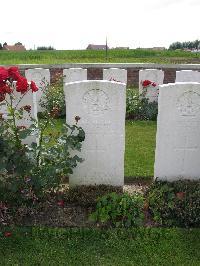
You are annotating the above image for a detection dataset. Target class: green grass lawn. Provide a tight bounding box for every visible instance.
[45,119,157,181]
[1,227,200,265]
[125,121,156,179]
[0,49,200,64]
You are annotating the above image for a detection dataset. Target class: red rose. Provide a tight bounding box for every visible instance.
[30,81,38,92]
[4,232,12,237]
[142,80,152,87]
[5,86,13,94]
[57,200,64,207]
[0,67,8,83]
[0,93,5,102]
[0,84,13,94]
[8,67,21,81]
[152,82,157,87]
[0,84,7,94]
[176,192,185,200]
[16,77,29,94]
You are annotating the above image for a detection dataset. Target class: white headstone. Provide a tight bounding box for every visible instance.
[103,68,127,84]
[64,80,126,187]
[25,68,50,112]
[154,82,200,181]
[139,69,164,102]
[175,70,200,82]
[63,68,87,83]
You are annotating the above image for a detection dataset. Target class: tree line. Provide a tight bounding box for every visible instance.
[169,39,200,50]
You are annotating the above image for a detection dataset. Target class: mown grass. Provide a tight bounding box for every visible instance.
[125,121,156,180]
[0,49,200,65]
[44,119,157,180]
[0,227,200,265]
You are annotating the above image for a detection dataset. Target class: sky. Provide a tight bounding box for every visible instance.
[1,0,200,50]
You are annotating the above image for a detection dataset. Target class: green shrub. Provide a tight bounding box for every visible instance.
[147,180,200,227]
[0,118,85,205]
[89,192,145,227]
[126,88,158,120]
[0,87,85,206]
[40,74,65,118]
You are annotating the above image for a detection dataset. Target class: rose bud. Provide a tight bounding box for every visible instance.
[75,115,81,123]
[4,232,12,237]
[23,105,31,113]
[176,192,185,200]
[50,107,60,118]
[57,200,64,207]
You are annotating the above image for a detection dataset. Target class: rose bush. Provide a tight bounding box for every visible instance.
[0,67,85,206]
[147,180,200,227]
[141,80,157,88]
[40,73,66,118]
[0,67,37,97]
[126,87,158,120]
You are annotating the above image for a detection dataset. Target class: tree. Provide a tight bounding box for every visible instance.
[37,46,55,50]
[15,42,23,46]
[169,39,200,50]
[169,42,182,50]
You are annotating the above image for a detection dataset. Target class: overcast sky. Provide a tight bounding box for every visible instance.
[1,0,200,50]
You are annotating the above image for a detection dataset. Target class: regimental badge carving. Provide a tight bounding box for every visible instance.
[83,89,109,115]
[176,91,200,116]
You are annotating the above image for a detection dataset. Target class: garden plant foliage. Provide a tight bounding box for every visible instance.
[0,67,85,206]
[147,180,200,227]
[126,87,158,120]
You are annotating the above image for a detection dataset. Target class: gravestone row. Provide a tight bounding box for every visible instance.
[2,67,199,116]
[1,67,200,187]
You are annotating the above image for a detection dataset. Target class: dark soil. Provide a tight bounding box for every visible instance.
[14,203,94,228]
[2,183,150,228]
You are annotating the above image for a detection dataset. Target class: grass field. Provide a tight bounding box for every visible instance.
[0,49,200,65]
[45,119,157,181]
[1,227,200,265]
